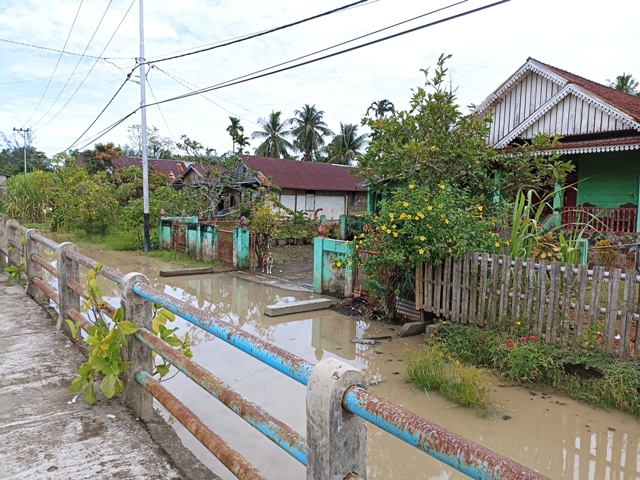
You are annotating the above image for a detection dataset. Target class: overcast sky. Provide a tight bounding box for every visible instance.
[1,0,639,159]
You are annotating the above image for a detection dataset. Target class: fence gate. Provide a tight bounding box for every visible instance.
[172,222,187,253]
[216,228,234,266]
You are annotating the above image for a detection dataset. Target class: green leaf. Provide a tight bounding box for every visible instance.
[156,364,170,377]
[158,309,175,323]
[165,335,184,347]
[159,325,178,340]
[181,347,193,359]
[70,376,88,393]
[88,278,98,291]
[82,299,92,313]
[88,269,96,279]
[100,374,117,399]
[114,377,124,395]
[65,319,81,339]
[119,361,131,372]
[113,307,125,323]
[99,329,115,351]
[77,362,93,377]
[84,385,97,405]
[118,321,139,335]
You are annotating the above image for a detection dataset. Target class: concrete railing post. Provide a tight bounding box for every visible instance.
[234,227,250,269]
[121,272,153,422]
[56,242,80,331]
[6,220,21,268]
[306,358,367,480]
[0,214,6,268]
[24,228,45,302]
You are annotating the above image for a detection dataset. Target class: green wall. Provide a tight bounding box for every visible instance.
[577,151,640,207]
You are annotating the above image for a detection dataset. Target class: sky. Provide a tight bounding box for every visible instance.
[1,0,639,160]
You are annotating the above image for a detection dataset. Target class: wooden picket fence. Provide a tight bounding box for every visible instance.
[417,252,640,359]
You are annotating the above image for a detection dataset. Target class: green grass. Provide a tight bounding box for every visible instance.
[425,321,640,417]
[405,345,491,416]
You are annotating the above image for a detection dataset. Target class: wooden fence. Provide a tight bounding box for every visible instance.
[417,253,640,358]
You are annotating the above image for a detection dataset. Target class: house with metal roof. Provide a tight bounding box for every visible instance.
[476,58,640,234]
[239,155,367,220]
[109,156,190,182]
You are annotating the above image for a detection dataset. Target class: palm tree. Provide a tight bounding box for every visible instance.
[251,111,294,158]
[608,73,640,97]
[226,117,244,152]
[289,104,333,161]
[367,99,395,118]
[235,133,250,155]
[322,123,368,165]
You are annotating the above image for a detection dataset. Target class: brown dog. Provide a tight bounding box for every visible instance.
[262,252,273,274]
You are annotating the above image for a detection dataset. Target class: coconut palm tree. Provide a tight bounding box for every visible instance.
[608,73,640,97]
[366,99,395,118]
[226,117,244,152]
[289,104,333,162]
[235,133,250,155]
[322,123,368,165]
[251,111,294,158]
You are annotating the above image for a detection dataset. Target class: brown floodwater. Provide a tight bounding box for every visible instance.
[44,246,640,479]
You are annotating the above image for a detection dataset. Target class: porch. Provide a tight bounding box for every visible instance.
[561,205,638,235]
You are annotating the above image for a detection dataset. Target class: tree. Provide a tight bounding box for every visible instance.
[251,111,293,158]
[175,135,218,165]
[366,99,395,118]
[226,117,245,153]
[79,142,122,175]
[125,124,174,159]
[289,104,333,161]
[321,123,368,165]
[607,73,640,97]
[0,131,50,175]
[234,133,250,155]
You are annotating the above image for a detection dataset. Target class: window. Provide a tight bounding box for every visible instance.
[305,192,315,210]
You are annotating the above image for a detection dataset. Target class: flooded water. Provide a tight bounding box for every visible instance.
[44,246,640,479]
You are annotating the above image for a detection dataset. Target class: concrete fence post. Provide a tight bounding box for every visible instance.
[6,220,21,268]
[24,228,45,303]
[0,214,6,268]
[57,242,80,331]
[234,227,250,269]
[121,272,153,422]
[313,237,324,294]
[306,357,367,480]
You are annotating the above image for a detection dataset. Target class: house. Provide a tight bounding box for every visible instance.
[238,155,367,221]
[110,157,190,182]
[476,58,640,234]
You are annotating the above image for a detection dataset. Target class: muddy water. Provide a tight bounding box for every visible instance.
[47,247,640,479]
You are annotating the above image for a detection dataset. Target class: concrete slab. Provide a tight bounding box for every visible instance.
[397,322,428,338]
[264,298,335,316]
[0,274,219,480]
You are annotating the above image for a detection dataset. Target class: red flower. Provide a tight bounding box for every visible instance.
[531,370,538,377]
[529,335,537,340]
[506,342,515,348]
[519,336,527,341]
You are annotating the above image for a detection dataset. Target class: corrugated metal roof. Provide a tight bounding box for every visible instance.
[112,157,190,179]
[241,155,365,192]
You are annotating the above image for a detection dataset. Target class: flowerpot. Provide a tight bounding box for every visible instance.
[296,238,305,246]
[287,238,295,245]
[303,237,312,245]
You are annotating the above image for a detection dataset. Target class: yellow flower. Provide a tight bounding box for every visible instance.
[392,224,397,229]
[406,215,412,220]
[417,212,424,218]
[445,219,449,224]
[348,260,353,265]
[389,213,394,219]
[336,262,342,268]
[356,245,360,250]
[439,184,445,190]
[399,213,406,220]
[477,205,483,211]
[495,242,500,247]
[403,202,409,207]
[360,233,365,238]
[427,206,433,211]
[440,214,445,219]
[409,184,415,189]
[441,321,447,325]
[420,236,426,241]
[419,249,424,254]
[455,360,461,365]
[438,204,442,209]
[515,321,521,326]
[393,232,398,237]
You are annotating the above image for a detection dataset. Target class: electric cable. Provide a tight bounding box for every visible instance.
[0,61,137,86]
[68,0,508,151]
[0,37,132,60]
[34,0,135,132]
[147,0,370,65]
[145,74,178,145]
[22,0,85,128]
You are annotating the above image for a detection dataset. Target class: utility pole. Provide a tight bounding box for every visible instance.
[139,0,150,252]
[12,127,30,173]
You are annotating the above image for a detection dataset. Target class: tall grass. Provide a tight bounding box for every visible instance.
[0,172,54,223]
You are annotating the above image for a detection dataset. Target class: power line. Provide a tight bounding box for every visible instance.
[69,1,509,151]
[0,37,132,60]
[22,0,85,128]
[34,0,136,132]
[0,61,136,86]
[145,73,177,144]
[147,0,370,65]
[30,0,116,129]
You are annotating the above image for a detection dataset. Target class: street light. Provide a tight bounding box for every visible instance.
[12,127,30,173]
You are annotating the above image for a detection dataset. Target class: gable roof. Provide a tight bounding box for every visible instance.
[240,155,365,192]
[476,58,640,153]
[111,157,190,181]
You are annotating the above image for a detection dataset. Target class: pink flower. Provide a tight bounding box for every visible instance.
[529,335,537,340]
[506,342,515,348]
[531,370,538,377]
[519,336,527,342]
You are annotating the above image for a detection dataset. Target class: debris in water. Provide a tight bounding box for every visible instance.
[68,395,78,404]
[502,415,512,420]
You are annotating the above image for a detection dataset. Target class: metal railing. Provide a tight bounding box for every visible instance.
[0,214,548,480]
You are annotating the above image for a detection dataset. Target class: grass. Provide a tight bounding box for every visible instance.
[422,321,640,417]
[405,345,491,416]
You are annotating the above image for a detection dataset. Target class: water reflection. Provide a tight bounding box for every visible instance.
[38,244,640,480]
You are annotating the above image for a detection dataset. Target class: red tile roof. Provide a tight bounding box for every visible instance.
[240,155,365,191]
[111,157,189,181]
[535,60,640,123]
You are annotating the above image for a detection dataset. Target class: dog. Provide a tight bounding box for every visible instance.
[262,252,274,274]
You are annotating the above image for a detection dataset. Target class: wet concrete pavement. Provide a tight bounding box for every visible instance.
[0,272,218,480]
